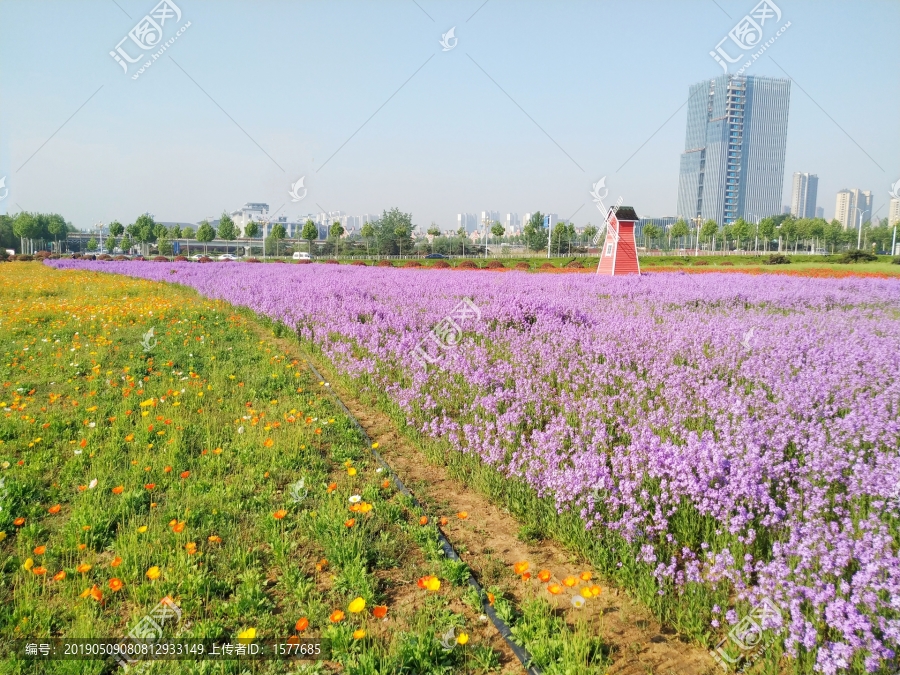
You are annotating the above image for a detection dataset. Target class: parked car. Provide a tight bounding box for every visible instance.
[218,254,238,261]
[190,254,204,261]
[292,251,312,260]
[424,253,448,259]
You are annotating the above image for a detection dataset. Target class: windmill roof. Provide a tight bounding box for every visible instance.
[612,207,639,222]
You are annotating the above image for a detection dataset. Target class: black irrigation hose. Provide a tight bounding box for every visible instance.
[303,358,542,675]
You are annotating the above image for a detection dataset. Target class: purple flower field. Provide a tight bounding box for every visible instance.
[48,259,900,673]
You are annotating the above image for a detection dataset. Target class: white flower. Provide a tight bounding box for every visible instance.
[237,426,244,434]
[88,422,95,428]
[375,467,384,474]
[478,614,488,622]
[88,479,98,490]
[74,450,82,455]
[571,595,586,609]
[349,495,362,504]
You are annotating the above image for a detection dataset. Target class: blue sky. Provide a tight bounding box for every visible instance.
[1,0,898,230]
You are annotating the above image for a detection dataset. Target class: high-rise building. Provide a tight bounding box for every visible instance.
[457,213,477,233]
[480,211,500,228]
[816,206,824,219]
[505,213,520,232]
[790,172,818,218]
[834,189,873,230]
[676,75,790,226]
[888,198,900,228]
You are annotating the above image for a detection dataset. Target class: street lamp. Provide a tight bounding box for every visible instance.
[852,208,869,250]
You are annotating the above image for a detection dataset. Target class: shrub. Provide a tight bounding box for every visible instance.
[245,257,261,263]
[376,260,393,267]
[97,253,112,261]
[404,260,422,268]
[72,253,83,259]
[174,255,188,262]
[16,254,34,262]
[486,260,505,269]
[49,254,60,260]
[271,260,286,263]
[113,255,127,261]
[84,255,96,261]
[133,256,145,261]
[457,260,478,269]
[892,257,900,265]
[351,261,367,266]
[564,261,583,269]
[720,261,734,266]
[838,249,878,264]
[515,262,530,270]
[198,256,212,263]
[34,251,51,259]
[539,262,555,269]
[430,260,451,269]
[152,256,169,262]
[325,259,340,265]
[295,259,311,264]
[693,260,710,266]
[0,250,10,262]
[763,254,791,265]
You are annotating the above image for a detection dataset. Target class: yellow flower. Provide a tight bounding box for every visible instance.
[348,597,366,613]
[237,628,256,643]
[352,628,366,640]
[347,467,357,476]
[23,557,34,571]
[146,566,161,580]
[371,442,379,449]
[137,525,148,533]
[425,577,441,592]
[457,632,469,645]
[0,532,6,543]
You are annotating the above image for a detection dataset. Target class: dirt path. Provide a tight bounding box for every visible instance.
[260,327,716,674]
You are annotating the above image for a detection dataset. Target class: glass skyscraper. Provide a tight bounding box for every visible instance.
[676,75,790,226]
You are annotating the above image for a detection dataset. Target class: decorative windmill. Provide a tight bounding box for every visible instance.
[590,177,640,276]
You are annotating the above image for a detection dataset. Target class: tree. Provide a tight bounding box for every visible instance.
[169,224,182,240]
[120,233,132,253]
[642,223,661,249]
[670,219,689,247]
[758,217,776,251]
[128,213,157,256]
[270,223,287,257]
[104,236,116,254]
[196,220,216,255]
[244,220,260,256]
[583,224,598,247]
[108,220,124,237]
[700,219,719,248]
[732,218,752,251]
[301,220,318,256]
[181,225,195,239]
[86,236,98,252]
[329,221,344,256]
[550,222,569,256]
[217,212,237,254]
[522,212,547,252]
[491,222,505,241]
[371,208,413,256]
[13,212,39,254]
[48,214,68,252]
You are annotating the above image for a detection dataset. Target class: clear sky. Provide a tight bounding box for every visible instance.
[1,0,898,230]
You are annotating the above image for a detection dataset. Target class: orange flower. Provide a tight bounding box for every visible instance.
[263,438,274,448]
[112,485,124,495]
[48,504,61,514]
[89,585,103,602]
[109,578,124,592]
[273,510,287,520]
[78,543,87,550]
[79,439,87,449]
[487,592,495,605]
[13,517,25,526]
[213,447,222,455]
[185,542,197,555]
[171,521,186,533]
[521,571,532,581]
[33,545,46,555]
[145,483,156,490]
[352,628,365,639]
[164,466,172,473]
[110,556,123,567]
[124,434,134,442]
[418,516,429,525]
[208,535,222,544]
[457,511,468,520]
[344,518,356,528]
[146,566,161,580]
[381,479,391,489]
[580,571,593,582]
[417,575,441,591]
[32,566,47,576]
[562,576,577,587]
[315,559,328,572]
[52,570,66,581]
[76,563,92,574]
[372,605,388,619]
[439,516,449,526]
[547,583,562,595]
[295,617,309,632]
[589,584,602,597]
[180,471,190,479]
[327,482,337,493]
[538,569,552,582]
[329,610,345,623]
[513,561,529,575]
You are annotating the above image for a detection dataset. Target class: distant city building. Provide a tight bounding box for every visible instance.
[834,189,873,230]
[676,75,791,226]
[230,203,269,235]
[636,217,678,242]
[889,198,900,228]
[457,213,478,234]
[505,213,520,233]
[790,172,818,218]
[480,211,500,227]
[816,206,824,219]
[782,205,791,214]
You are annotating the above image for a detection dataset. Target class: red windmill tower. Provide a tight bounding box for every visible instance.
[595,205,641,276]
